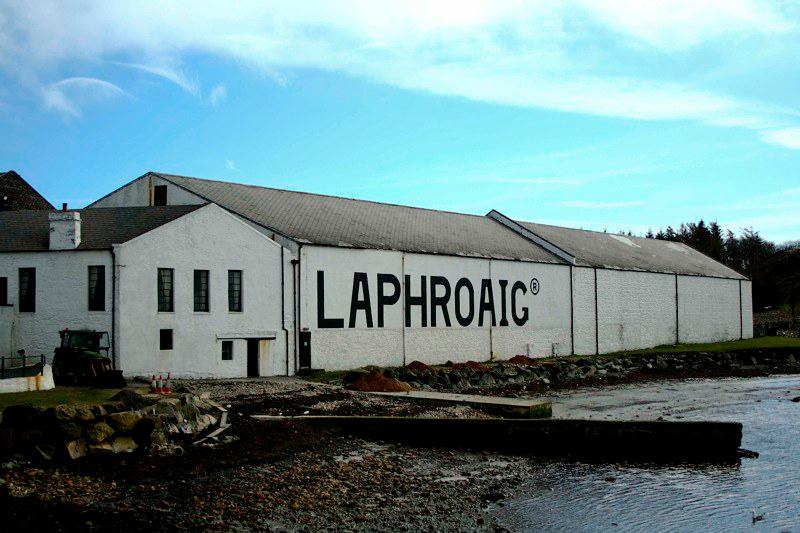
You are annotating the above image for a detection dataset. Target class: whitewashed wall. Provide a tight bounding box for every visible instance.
[300,246,573,370]
[741,280,754,339]
[596,270,677,353]
[0,250,113,360]
[115,204,287,378]
[678,275,743,343]
[91,175,204,208]
[571,267,597,355]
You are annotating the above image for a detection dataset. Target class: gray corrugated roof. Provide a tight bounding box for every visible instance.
[0,205,204,252]
[153,172,742,278]
[155,173,561,263]
[518,221,746,279]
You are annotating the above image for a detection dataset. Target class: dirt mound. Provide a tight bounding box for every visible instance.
[507,355,538,366]
[445,360,488,371]
[347,370,413,393]
[406,360,433,373]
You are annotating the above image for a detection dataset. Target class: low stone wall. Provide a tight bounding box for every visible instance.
[0,365,55,394]
[0,388,225,461]
[386,349,800,393]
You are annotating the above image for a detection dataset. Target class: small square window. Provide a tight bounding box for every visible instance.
[159,329,173,350]
[221,340,233,361]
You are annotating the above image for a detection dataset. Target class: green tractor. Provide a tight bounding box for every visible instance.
[52,329,126,388]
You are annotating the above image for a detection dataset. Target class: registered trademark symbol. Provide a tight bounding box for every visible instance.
[530,278,540,295]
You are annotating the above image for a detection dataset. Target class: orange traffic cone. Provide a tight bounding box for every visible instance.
[164,373,172,394]
[150,375,157,393]
[156,374,163,394]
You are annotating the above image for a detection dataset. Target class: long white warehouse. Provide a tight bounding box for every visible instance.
[0,171,752,377]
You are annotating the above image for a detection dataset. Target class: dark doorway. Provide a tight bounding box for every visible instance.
[299,331,311,368]
[153,185,168,206]
[247,339,259,377]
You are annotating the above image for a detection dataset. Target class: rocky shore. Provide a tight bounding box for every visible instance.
[2,348,799,531]
[373,348,800,395]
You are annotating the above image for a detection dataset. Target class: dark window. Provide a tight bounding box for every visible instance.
[228,270,242,312]
[221,340,233,360]
[88,265,105,311]
[0,277,8,306]
[19,268,35,312]
[153,185,168,206]
[194,270,209,312]
[157,268,174,312]
[159,329,173,350]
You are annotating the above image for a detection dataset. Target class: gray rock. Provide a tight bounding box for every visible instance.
[86,421,115,444]
[108,411,142,433]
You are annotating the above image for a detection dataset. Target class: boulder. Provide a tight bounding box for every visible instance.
[64,439,87,460]
[111,390,156,410]
[108,411,142,433]
[74,406,95,423]
[89,442,115,455]
[111,436,139,454]
[59,422,84,441]
[86,421,115,444]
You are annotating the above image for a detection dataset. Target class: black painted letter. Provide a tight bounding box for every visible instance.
[511,281,529,326]
[454,278,475,327]
[405,275,427,327]
[348,272,373,328]
[478,279,496,327]
[317,270,344,328]
[498,279,509,326]
[377,273,401,327]
[430,276,452,327]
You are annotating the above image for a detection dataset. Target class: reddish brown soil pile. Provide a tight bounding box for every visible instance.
[406,360,433,373]
[347,370,413,393]
[446,360,488,371]
[507,355,538,366]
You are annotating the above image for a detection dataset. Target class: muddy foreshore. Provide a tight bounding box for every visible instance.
[1,349,799,532]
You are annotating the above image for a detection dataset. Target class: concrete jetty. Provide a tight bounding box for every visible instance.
[366,390,552,418]
[253,415,744,461]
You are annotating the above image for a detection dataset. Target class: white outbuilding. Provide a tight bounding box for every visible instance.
[1,171,752,377]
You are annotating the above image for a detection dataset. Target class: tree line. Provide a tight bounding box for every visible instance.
[639,221,799,312]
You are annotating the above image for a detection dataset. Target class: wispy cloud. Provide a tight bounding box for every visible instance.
[210,84,227,107]
[558,200,645,209]
[225,159,237,171]
[760,127,800,149]
[116,62,199,96]
[477,177,585,186]
[1,1,799,142]
[41,77,127,118]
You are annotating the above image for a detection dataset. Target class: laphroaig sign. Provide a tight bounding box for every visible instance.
[316,271,539,329]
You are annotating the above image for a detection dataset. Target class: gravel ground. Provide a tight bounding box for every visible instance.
[0,378,513,532]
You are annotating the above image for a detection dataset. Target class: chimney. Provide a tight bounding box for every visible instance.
[49,209,81,250]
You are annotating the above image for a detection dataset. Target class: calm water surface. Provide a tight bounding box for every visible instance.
[493,375,800,532]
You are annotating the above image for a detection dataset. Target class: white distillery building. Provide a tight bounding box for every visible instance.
[0,171,752,377]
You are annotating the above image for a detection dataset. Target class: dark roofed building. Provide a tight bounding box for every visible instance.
[0,170,54,211]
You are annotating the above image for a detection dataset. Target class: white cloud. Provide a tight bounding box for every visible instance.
[479,177,585,186]
[41,77,127,118]
[225,159,237,171]
[0,0,798,140]
[116,62,199,96]
[759,127,800,149]
[210,84,227,107]
[558,200,644,209]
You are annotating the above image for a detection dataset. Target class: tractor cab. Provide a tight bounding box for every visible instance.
[53,329,125,387]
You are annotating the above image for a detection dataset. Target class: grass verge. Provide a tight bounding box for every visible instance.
[0,387,121,410]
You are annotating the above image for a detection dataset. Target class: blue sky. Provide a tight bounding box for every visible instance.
[1,1,799,242]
